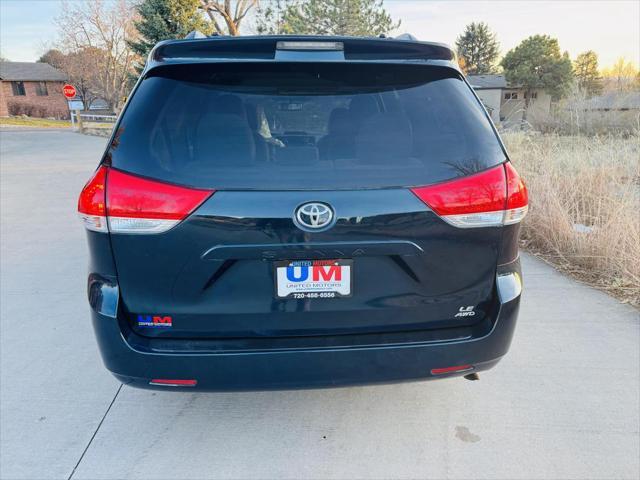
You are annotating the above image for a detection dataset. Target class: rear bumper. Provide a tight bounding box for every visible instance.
[89,281,521,391]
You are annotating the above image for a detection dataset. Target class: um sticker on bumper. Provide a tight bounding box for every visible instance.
[137,315,173,327]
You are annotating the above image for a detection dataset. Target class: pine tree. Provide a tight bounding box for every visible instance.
[501,35,574,120]
[256,0,399,37]
[255,0,293,34]
[128,0,212,72]
[455,22,500,75]
[573,51,603,97]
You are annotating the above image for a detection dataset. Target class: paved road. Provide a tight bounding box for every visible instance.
[1,129,638,480]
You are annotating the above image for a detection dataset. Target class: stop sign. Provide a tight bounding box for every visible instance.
[62,84,77,99]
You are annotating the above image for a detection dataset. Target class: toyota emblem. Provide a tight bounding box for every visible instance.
[294,202,334,231]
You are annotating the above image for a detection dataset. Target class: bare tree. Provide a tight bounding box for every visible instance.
[40,48,102,109]
[64,48,104,109]
[56,0,138,111]
[38,49,66,69]
[199,0,259,35]
[601,57,640,93]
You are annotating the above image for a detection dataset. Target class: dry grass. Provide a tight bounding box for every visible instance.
[0,117,71,128]
[503,132,640,306]
[524,86,640,136]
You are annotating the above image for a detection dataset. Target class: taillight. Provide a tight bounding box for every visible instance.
[78,166,108,232]
[106,169,213,234]
[77,167,214,234]
[410,163,528,228]
[503,162,529,225]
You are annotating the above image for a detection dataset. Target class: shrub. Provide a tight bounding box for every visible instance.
[515,87,640,137]
[6,101,69,120]
[503,132,640,305]
[530,107,640,137]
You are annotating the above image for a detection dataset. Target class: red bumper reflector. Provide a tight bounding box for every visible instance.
[149,379,197,387]
[431,365,473,375]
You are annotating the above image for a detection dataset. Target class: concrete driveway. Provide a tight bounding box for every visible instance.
[1,129,638,480]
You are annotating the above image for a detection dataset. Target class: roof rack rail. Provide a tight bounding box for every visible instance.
[395,33,418,41]
[184,30,207,39]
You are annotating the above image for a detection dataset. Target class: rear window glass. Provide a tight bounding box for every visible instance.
[107,63,505,190]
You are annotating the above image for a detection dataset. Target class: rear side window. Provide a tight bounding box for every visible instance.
[107,63,505,190]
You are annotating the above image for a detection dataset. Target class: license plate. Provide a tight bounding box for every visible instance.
[275,259,352,299]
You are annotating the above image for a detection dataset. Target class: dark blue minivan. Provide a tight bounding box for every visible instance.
[78,35,527,390]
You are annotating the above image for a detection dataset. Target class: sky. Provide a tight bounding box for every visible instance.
[0,0,638,68]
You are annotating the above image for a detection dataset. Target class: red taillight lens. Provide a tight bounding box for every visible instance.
[77,166,108,232]
[410,163,528,228]
[431,365,473,375]
[503,162,528,225]
[77,167,214,234]
[149,379,197,387]
[106,168,213,234]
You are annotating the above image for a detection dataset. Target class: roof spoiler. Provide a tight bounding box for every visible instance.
[149,35,455,67]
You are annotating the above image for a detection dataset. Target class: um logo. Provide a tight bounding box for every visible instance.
[286,265,342,283]
[137,314,173,327]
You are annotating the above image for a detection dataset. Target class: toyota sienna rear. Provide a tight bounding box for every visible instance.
[78,35,527,391]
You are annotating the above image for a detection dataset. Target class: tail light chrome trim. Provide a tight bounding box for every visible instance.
[107,217,181,234]
[439,211,505,229]
[503,206,529,226]
[78,212,109,233]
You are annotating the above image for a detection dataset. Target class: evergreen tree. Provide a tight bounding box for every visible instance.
[255,0,293,34]
[256,0,399,37]
[455,22,500,75]
[501,35,574,120]
[129,0,212,72]
[573,51,603,97]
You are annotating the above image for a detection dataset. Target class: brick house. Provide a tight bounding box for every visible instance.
[0,62,69,119]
